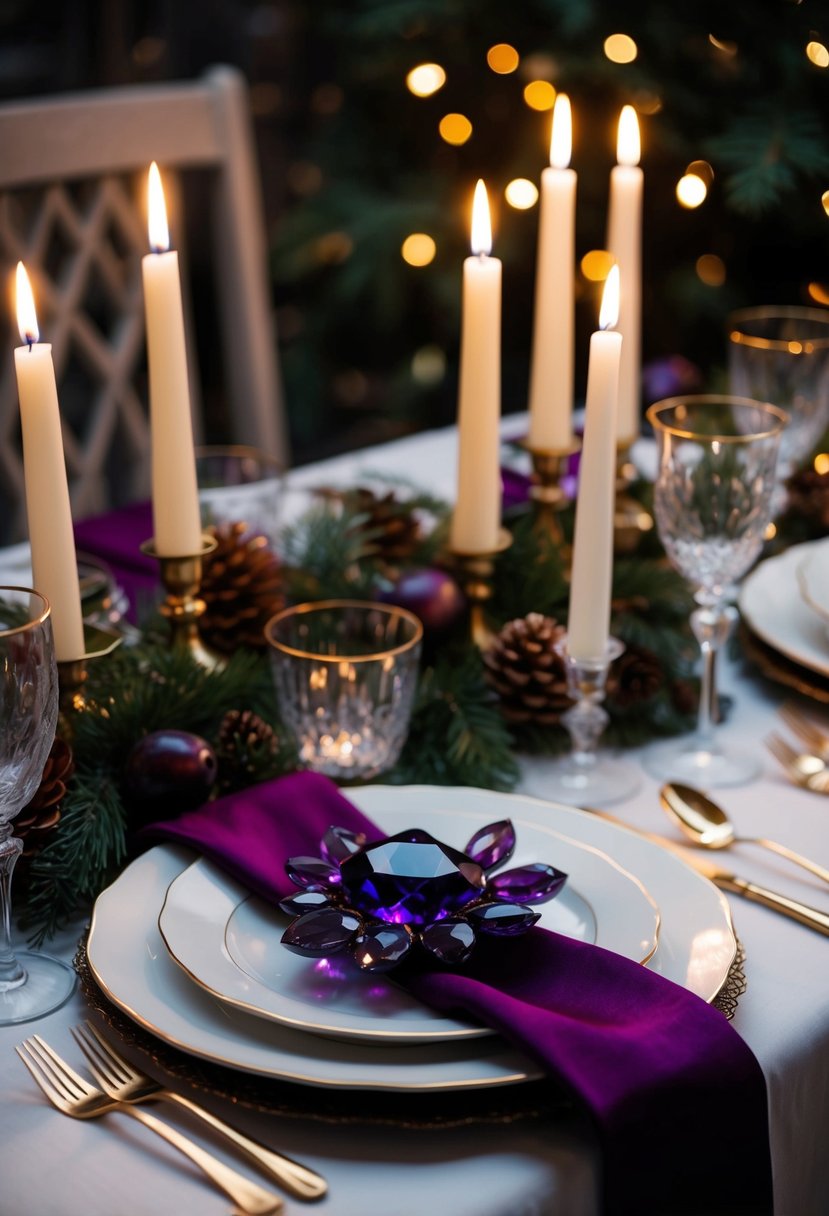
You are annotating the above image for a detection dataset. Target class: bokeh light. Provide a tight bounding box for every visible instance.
[708,34,738,57]
[687,160,715,187]
[807,282,829,306]
[806,41,829,68]
[580,250,615,281]
[401,233,436,266]
[487,44,519,74]
[696,254,726,286]
[406,63,446,97]
[411,345,447,386]
[677,174,708,208]
[314,232,353,265]
[439,113,473,145]
[523,81,556,111]
[814,452,829,475]
[504,178,539,209]
[604,34,638,64]
[823,190,829,216]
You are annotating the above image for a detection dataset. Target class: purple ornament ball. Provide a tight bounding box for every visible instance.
[125,729,218,818]
[376,567,465,635]
[642,355,703,405]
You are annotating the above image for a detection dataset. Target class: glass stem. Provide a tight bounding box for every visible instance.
[0,827,25,991]
[691,605,734,751]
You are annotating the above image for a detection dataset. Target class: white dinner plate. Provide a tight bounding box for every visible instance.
[796,539,829,629]
[740,540,829,677]
[158,810,660,1044]
[86,786,737,1091]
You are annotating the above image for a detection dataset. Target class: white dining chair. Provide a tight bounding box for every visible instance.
[0,64,288,542]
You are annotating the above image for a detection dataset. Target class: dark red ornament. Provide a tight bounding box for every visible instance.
[375,567,465,636]
[124,729,218,820]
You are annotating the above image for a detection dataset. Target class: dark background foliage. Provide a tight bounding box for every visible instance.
[2,0,827,462]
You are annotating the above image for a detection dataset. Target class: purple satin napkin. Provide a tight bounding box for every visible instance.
[74,501,157,623]
[143,771,772,1216]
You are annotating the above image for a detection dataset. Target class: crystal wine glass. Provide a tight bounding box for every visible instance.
[0,587,73,1024]
[642,397,787,787]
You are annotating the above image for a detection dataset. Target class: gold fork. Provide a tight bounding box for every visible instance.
[72,1021,327,1201]
[16,1035,283,1215]
[765,732,829,794]
[779,703,829,760]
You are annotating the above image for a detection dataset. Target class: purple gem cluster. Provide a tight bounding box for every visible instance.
[280,819,567,972]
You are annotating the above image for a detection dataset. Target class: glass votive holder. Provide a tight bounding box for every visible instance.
[265,600,423,781]
[195,445,284,545]
[728,306,829,482]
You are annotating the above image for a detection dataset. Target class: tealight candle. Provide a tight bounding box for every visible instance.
[142,162,203,556]
[607,106,642,446]
[450,180,502,555]
[567,266,622,662]
[13,263,85,662]
[528,93,576,451]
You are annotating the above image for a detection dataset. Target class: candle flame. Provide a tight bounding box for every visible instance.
[470,179,492,256]
[147,161,170,253]
[550,93,572,169]
[616,105,640,167]
[15,262,39,345]
[599,264,620,330]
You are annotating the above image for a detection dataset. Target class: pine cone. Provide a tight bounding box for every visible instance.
[606,644,664,708]
[483,613,572,725]
[315,487,423,566]
[200,522,285,654]
[216,708,281,791]
[11,737,74,883]
[785,466,829,531]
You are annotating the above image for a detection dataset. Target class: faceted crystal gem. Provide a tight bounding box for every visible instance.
[468,903,541,935]
[278,889,331,917]
[340,829,485,925]
[285,855,342,889]
[353,924,414,971]
[281,907,362,957]
[421,919,476,965]
[320,825,366,865]
[488,863,567,904]
[463,820,516,871]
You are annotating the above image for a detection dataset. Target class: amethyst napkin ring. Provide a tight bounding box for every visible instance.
[280,819,567,971]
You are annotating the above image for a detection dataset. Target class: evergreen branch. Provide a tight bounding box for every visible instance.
[22,770,127,946]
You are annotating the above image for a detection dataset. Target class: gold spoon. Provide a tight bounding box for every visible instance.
[659,782,829,886]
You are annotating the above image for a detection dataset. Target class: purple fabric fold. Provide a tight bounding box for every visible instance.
[142,771,772,1216]
[74,501,157,623]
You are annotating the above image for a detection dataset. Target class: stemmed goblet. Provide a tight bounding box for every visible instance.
[643,397,787,787]
[0,588,73,1024]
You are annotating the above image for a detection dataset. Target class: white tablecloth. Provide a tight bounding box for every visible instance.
[1,420,828,1215]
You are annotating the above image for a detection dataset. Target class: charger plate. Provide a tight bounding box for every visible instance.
[740,540,829,677]
[86,786,736,1092]
[158,808,660,1044]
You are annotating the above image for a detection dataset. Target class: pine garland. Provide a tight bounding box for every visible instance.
[19,479,701,941]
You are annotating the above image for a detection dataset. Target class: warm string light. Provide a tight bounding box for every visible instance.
[604,33,638,64]
[523,81,556,111]
[407,63,446,97]
[505,179,538,209]
[401,233,436,266]
[677,174,707,208]
[439,113,473,145]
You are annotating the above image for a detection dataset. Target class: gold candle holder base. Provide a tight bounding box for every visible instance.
[521,438,581,550]
[449,528,513,651]
[614,442,654,554]
[140,536,225,672]
[57,623,123,726]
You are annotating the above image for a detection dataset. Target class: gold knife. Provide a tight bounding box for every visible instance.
[584,808,829,936]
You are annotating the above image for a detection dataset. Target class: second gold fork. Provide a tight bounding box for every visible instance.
[72,1021,327,1201]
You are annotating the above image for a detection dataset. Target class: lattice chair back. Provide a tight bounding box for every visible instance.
[0,65,287,544]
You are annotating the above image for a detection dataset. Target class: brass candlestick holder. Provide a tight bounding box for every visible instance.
[57,622,123,726]
[449,528,512,650]
[614,441,654,554]
[140,535,225,671]
[521,438,581,550]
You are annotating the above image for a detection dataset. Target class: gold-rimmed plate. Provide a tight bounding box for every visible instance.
[157,811,660,1046]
